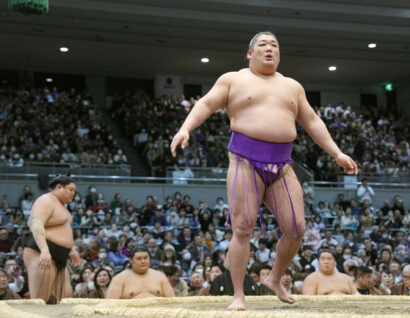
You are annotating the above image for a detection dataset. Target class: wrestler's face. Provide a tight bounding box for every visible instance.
[56,182,76,204]
[318,252,336,274]
[130,251,150,274]
[248,34,280,74]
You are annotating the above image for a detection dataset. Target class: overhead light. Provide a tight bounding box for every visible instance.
[368,43,377,49]
[59,47,69,52]
[45,78,53,83]
[201,57,210,63]
[328,65,337,71]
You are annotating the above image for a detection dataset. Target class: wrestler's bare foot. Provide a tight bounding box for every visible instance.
[227,296,245,311]
[262,277,295,304]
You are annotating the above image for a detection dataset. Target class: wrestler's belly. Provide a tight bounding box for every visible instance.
[230,113,297,143]
[45,223,74,249]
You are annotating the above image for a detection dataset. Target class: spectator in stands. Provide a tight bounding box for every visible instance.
[88,268,112,298]
[303,219,321,249]
[341,208,358,230]
[150,209,168,226]
[0,269,20,300]
[188,271,204,296]
[85,185,98,207]
[110,193,123,214]
[354,266,380,295]
[4,258,24,294]
[10,208,27,227]
[108,241,128,267]
[357,178,375,204]
[0,229,13,252]
[255,238,270,264]
[380,269,394,294]
[218,229,232,252]
[147,238,163,265]
[384,210,402,229]
[391,264,410,295]
[299,245,315,270]
[302,249,357,295]
[188,235,211,264]
[74,266,94,297]
[161,265,188,297]
[280,268,299,295]
[20,192,34,217]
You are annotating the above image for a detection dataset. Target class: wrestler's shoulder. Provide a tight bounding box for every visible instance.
[33,193,55,205]
[278,73,303,88]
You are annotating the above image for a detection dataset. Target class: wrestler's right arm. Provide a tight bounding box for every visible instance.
[29,196,53,270]
[106,274,124,299]
[301,273,317,295]
[170,72,233,157]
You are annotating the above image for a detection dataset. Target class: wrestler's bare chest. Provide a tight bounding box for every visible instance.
[227,73,298,114]
[46,203,72,228]
[317,275,352,295]
[122,275,162,298]
[226,71,299,142]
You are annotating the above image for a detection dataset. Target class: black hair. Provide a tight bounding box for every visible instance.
[49,174,75,189]
[93,267,112,289]
[161,265,178,277]
[211,263,225,273]
[354,266,372,279]
[318,248,336,260]
[259,264,273,276]
[129,245,149,259]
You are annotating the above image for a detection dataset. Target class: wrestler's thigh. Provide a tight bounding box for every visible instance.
[263,166,305,234]
[227,152,265,227]
[24,248,57,300]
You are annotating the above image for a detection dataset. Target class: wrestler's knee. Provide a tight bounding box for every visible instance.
[232,225,253,241]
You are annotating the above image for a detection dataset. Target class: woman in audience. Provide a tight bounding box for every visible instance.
[88,268,112,298]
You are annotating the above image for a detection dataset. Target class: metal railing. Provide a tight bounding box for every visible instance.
[1,172,409,188]
[0,161,131,176]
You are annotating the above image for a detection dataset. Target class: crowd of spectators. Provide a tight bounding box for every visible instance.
[0,183,408,299]
[294,103,410,181]
[112,91,410,180]
[0,87,127,166]
[111,92,229,177]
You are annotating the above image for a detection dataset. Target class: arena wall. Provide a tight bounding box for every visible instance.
[1,180,408,213]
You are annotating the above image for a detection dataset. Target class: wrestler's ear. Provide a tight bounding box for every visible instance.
[247,49,252,60]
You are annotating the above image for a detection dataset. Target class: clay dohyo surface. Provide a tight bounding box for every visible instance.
[4,296,410,318]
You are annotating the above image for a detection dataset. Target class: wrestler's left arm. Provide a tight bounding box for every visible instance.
[69,245,81,267]
[160,273,176,297]
[295,82,357,175]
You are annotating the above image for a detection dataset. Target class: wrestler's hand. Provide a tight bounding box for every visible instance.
[70,250,81,267]
[39,250,52,271]
[170,129,189,157]
[335,153,358,175]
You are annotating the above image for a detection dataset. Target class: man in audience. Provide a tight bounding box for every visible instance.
[107,245,175,298]
[0,229,13,252]
[0,269,21,300]
[357,178,375,204]
[302,249,357,295]
[188,271,204,296]
[391,264,410,295]
[354,266,383,295]
[161,265,188,297]
[4,258,24,294]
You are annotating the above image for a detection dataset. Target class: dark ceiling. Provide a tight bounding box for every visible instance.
[1,0,410,86]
